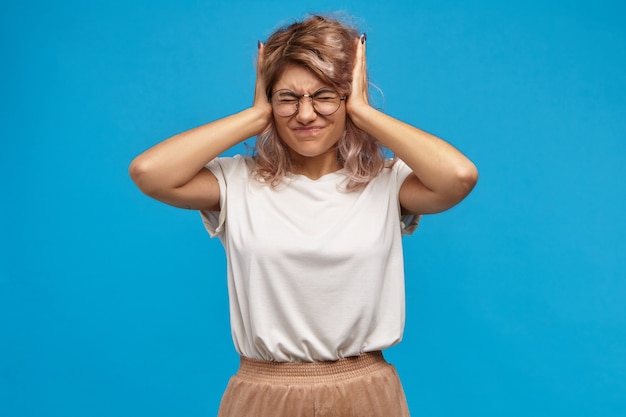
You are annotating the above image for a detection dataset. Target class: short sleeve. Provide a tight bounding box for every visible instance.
[392,158,421,236]
[198,155,249,238]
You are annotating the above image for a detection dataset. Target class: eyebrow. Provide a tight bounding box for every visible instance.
[275,90,298,96]
[273,88,336,96]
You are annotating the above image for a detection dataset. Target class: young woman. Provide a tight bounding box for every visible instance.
[130,14,477,417]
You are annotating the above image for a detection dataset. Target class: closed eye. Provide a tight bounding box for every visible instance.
[312,89,339,101]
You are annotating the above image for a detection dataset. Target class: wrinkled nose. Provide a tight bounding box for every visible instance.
[296,97,316,123]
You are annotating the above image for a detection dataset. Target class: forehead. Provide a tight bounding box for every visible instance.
[273,64,329,93]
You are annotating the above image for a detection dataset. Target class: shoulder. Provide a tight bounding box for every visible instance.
[375,158,413,181]
[206,155,254,178]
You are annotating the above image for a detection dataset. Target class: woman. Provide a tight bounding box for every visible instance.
[130,14,477,417]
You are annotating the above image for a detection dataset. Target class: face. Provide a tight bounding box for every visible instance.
[271,64,346,165]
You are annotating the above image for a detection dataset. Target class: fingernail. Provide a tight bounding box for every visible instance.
[258,40,262,49]
[361,33,367,44]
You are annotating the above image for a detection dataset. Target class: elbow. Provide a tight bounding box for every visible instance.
[445,161,478,207]
[129,156,159,196]
[453,161,479,199]
[128,156,146,186]
[128,157,142,183]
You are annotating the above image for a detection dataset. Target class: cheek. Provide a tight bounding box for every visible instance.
[331,113,347,139]
[272,117,289,140]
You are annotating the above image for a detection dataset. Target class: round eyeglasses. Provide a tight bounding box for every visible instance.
[270,88,346,117]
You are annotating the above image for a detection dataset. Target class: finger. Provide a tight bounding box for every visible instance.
[254,41,268,104]
[359,33,366,58]
[256,41,265,71]
[348,34,370,107]
[355,35,363,63]
[355,36,368,85]
[355,35,368,77]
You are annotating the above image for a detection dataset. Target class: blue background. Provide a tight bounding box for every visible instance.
[2,0,625,416]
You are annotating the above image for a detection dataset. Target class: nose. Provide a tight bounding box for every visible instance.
[295,96,316,123]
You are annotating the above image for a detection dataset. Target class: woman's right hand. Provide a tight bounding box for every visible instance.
[129,41,276,211]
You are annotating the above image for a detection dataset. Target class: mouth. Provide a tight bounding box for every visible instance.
[292,126,325,137]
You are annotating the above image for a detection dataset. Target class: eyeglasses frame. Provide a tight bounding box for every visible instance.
[270,88,346,117]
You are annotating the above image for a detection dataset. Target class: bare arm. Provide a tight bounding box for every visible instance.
[347,35,478,214]
[129,44,272,211]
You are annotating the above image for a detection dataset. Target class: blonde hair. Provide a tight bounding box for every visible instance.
[254,14,388,190]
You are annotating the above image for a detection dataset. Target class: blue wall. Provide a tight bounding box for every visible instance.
[2,0,625,416]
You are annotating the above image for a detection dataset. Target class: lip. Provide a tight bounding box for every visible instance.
[291,126,325,136]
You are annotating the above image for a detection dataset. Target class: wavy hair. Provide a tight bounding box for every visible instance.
[253,14,388,190]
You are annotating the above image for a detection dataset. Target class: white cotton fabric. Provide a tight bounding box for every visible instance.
[200,155,419,362]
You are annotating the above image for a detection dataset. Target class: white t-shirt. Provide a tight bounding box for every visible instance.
[200,155,419,362]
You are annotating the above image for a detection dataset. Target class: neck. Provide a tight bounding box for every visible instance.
[288,148,341,180]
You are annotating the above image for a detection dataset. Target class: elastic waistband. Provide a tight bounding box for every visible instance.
[236,351,388,384]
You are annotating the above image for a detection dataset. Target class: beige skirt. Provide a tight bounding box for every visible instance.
[217,351,411,417]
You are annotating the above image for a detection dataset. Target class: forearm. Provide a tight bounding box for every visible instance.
[349,106,478,194]
[130,106,269,194]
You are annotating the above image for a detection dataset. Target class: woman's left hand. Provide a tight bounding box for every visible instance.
[343,33,478,215]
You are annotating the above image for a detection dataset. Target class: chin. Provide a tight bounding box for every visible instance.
[290,143,337,159]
